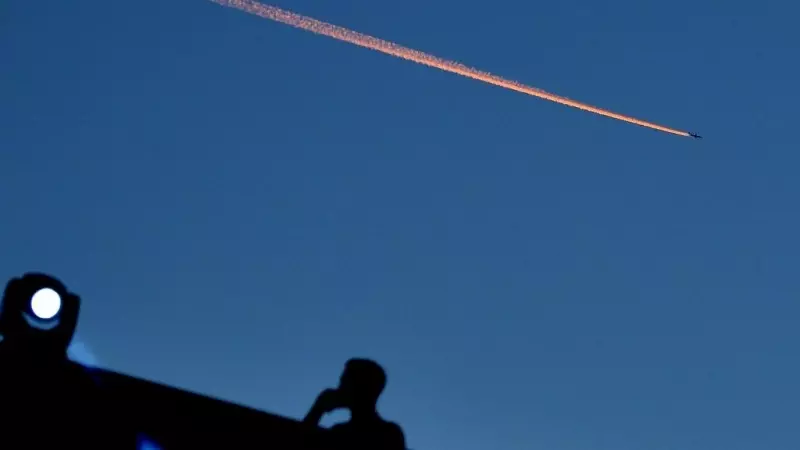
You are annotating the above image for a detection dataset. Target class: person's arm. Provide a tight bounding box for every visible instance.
[303,402,327,425]
[303,388,341,425]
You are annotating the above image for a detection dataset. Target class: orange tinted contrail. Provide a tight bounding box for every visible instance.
[210,0,696,138]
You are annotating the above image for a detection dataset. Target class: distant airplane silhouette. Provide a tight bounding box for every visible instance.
[305,358,407,450]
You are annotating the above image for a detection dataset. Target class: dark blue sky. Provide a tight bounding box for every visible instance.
[2,1,799,449]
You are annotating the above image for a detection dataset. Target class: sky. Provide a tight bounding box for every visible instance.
[2,0,799,449]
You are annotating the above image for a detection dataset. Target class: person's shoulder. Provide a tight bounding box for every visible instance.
[383,420,406,445]
[384,421,404,435]
[328,419,406,449]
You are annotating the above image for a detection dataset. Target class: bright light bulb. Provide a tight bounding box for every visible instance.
[30,288,61,320]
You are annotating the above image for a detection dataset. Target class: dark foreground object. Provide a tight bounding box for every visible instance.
[0,273,378,449]
[0,352,336,449]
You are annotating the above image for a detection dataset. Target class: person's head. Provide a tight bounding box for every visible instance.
[337,358,387,411]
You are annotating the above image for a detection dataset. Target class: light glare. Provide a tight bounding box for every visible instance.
[31,288,61,320]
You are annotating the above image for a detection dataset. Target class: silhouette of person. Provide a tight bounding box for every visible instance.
[304,358,406,450]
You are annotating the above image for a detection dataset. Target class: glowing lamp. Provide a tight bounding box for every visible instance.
[31,287,62,321]
[0,273,80,359]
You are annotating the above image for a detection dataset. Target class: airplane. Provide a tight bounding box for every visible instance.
[689,132,703,139]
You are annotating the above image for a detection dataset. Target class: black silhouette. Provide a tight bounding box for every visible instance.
[0,272,411,449]
[305,358,407,450]
[0,273,134,448]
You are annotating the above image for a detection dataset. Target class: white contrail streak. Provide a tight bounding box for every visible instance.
[210,0,696,138]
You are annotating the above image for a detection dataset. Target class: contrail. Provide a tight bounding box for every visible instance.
[210,0,699,139]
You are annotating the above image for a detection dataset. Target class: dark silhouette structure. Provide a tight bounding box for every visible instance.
[304,359,407,450]
[0,272,409,449]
